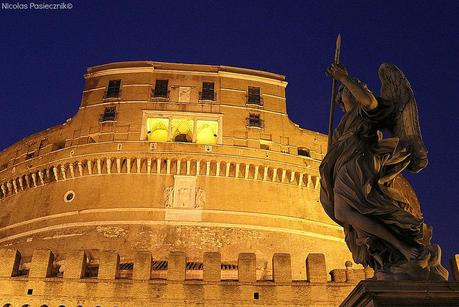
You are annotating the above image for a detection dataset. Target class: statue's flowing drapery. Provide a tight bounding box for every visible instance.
[319,97,447,280]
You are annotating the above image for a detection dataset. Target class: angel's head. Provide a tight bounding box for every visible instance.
[336,84,353,112]
[336,79,370,112]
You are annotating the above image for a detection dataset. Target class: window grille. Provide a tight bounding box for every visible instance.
[200,82,215,101]
[247,86,263,105]
[247,114,263,128]
[105,80,121,99]
[153,79,169,98]
[100,106,117,122]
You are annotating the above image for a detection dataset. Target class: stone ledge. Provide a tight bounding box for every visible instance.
[340,280,459,307]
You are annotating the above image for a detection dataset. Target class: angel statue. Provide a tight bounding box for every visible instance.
[320,63,448,281]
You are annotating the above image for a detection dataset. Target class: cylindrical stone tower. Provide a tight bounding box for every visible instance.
[0,61,352,279]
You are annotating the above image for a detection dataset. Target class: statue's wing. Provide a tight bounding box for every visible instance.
[378,63,428,173]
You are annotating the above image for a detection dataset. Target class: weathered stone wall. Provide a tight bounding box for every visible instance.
[0,248,372,306]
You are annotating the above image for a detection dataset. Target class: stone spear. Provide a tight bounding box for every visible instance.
[327,34,341,150]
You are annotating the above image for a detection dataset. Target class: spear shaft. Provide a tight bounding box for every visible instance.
[327,34,342,150]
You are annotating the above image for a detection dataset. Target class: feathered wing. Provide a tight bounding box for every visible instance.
[378,63,428,173]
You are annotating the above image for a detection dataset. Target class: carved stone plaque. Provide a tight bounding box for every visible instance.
[178,86,191,103]
[173,175,196,208]
[164,175,204,221]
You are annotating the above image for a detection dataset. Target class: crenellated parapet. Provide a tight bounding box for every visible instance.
[0,248,370,282]
[0,248,373,306]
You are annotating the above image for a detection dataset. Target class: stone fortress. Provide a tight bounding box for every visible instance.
[1,61,457,305]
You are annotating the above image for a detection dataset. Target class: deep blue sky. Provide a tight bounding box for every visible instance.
[1,1,458,274]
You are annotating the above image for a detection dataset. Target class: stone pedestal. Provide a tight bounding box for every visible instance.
[341,280,459,307]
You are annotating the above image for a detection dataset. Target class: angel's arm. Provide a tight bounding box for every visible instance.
[327,64,378,111]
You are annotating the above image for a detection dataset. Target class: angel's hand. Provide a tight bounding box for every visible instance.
[326,64,348,81]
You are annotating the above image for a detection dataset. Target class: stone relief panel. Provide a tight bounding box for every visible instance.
[173,175,196,208]
[178,86,191,103]
[195,188,205,208]
[164,186,174,208]
[163,175,205,209]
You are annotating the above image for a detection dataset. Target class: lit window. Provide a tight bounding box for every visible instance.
[146,118,169,142]
[172,119,194,143]
[196,120,218,144]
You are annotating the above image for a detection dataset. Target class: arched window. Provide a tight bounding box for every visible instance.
[196,120,218,144]
[3,304,12,307]
[146,118,169,142]
[40,305,48,307]
[174,134,191,142]
[171,119,193,143]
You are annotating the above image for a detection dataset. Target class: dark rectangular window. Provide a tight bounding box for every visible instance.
[25,152,35,160]
[106,80,121,98]
[247,114,263,128]
[298,148,310,157]
[100,106,117,122]
[247,86,262,105]
[260,143,270,150]
[200,82,215,100]
[52,141,66,151]
[153,80,169,98]
[84,263,99,278]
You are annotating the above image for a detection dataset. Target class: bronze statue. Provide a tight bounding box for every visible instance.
[320,63,448,281]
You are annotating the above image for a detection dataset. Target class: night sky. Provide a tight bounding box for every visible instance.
[1,1,458,274]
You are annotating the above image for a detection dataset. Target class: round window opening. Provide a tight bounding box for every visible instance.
[64,191,75,203]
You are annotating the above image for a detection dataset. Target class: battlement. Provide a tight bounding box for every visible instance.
[0,248,370,282]
[0,248,372,306]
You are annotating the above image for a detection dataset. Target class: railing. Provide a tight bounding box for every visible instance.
[151,90,170,101]
[199,91,217,102]
[99,112,117,122]
[246,95,264,106]
[0,151,321,201]
[246,118,264,128]
[103,89,122,100]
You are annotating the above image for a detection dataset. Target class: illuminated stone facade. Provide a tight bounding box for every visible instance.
[0,61,358,305]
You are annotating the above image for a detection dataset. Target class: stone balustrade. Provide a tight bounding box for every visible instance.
[0,154,321,200]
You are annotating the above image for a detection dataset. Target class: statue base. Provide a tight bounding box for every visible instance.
[340,280,459,306]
